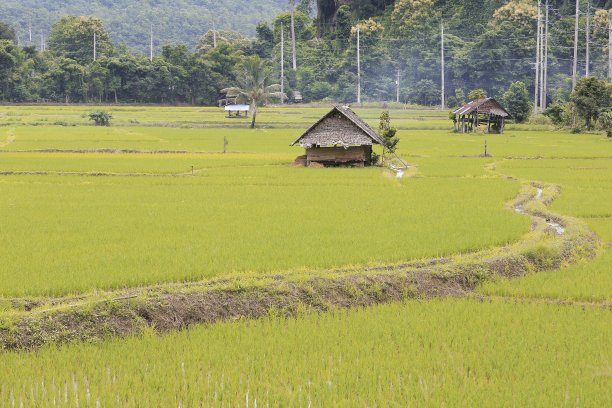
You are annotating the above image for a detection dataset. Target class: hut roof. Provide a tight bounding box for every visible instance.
[453,98,511,118]
[224,104,250,112]
[291,105,385,148]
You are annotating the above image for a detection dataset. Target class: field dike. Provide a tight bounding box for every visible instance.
[0,181,600,351]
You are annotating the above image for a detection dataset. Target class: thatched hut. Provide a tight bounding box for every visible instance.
[453,98,510,134]
[291,105,384,167]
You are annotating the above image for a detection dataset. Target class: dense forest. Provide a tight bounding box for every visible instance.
[0,0,610,120]
[0,0,288,51]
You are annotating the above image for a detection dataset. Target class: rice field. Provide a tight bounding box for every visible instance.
[479,158,612,302]
[0,299,609,406]
[0,168,527,297]
[0,105,610,406]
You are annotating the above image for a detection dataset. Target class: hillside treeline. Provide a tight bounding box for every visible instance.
[0,0,610,107]
[0,0,287,52]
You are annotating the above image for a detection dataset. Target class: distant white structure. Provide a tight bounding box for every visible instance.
[224,104,250,118]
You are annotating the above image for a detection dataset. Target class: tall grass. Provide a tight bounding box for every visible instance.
[0,169,527,296]
[0,299,609,406]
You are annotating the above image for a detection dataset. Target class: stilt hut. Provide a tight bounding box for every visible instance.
[453,98,510,134]
[291,105,385,167]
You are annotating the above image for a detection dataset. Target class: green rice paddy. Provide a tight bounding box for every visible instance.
[1,299,609,406]
[0,105,610,406]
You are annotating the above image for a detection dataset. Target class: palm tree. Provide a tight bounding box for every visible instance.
[221,56,285,128]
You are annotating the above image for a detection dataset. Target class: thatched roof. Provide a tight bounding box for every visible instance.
[291,105,385,148]
[453,98,510,118]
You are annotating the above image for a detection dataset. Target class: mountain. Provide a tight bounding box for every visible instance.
[0,0,288,53]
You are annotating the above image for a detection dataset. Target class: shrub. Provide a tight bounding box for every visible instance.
[501,81,531,123]
[570,77,611,129]
[597,110,612,137]
[88,111,112,126]
[371,151,380,166]
[379,111,399,153]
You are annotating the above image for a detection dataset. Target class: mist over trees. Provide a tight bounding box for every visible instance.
[0,0,610,130]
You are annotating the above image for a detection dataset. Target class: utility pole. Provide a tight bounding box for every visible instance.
[150,23,154,62]
[441,20,445,109]
[357,25,361,104]
[609,9,612,81]
[534,1,541,114]
[539,6,545,111]
[572,0,580,91]
[212,19,217,48]
[40,31,44,52]
[28,20,32,43]
[396,68,400,103]
[290,0,297,70]
[585,0,590,76]
[93,31,97,61]
[543,1,549,110]
[280,24,284,104]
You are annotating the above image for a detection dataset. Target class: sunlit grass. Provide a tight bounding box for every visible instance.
[480,159,612,302]
[0,169,527,297]
[0,299,609,406]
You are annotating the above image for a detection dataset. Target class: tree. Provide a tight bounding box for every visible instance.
[0,21,16,42]
[502,81,531,123]
[42,57,87,103]
[571,77,611,129]
[408,80,439,106]
[379,110,399,154]
[334,5,352,50]
[391,0,439,38]
[221,56,286,128]
[0,40,19,98]
[48,16,112,65]
[296,0,313,15]
[197,30,252,54]
[253,23,275,58]
[468,88,487,100]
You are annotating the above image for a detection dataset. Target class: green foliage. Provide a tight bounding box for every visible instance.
[447,89,466,108]
[0,2,609,107]
[371,151,380,165]
[296,0,313,15]
[570,76,611,129]
[543,103,565,125]
[48,16,112,65]
[88,111,112,126]
[501,81,531,123]
[0,21,16,42]
[334,5,352,50]
[0,0,287,52]
[196,30,251,54]
[379,110,399,153]
[597,110,612,137]
[468,88,487,100]
[391,0,439,38]
[408,80,439,106]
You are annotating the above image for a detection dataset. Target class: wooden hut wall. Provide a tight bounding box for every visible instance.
[306,146,370,164]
